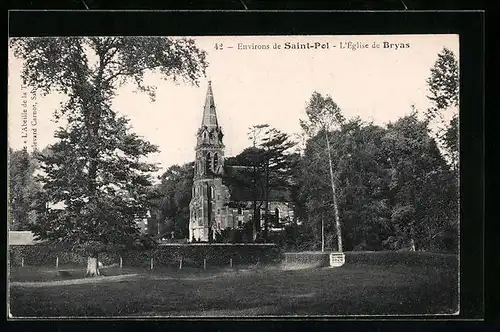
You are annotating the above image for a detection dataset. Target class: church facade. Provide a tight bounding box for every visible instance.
[188,82,294,242]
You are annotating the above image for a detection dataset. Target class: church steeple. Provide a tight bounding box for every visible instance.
[201,81,219,128]
[197,81,224,149]
[189,80,229,243]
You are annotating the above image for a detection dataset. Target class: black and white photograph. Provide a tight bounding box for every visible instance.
[7,34,460,318]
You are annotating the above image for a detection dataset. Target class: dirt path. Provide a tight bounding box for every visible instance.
[10,265,322,288]
[10,274,140,288]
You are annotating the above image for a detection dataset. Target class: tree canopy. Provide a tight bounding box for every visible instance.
[297,111,458,252]
[150,162,194,240]
[425,47,459,170]
[300,92,345,251]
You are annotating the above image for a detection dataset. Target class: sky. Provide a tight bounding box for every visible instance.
[8,34,459,177]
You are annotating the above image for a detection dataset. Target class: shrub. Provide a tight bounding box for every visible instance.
[344,251,458,270]
[266,223,317,252]
[132,234,158,250]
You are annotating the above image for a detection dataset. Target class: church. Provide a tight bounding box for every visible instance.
[188,82,294,242]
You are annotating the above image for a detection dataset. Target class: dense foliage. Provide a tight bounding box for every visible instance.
[295,112,458,252]
[149,162,194,239]
[289,48,459,253]
[8,148,42,231]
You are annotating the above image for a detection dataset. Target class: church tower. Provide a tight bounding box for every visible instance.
[189,81,230,242]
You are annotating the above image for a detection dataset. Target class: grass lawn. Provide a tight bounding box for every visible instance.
[8,252,458,317]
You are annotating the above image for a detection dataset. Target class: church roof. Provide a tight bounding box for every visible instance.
[223,165,293,202]
[229,187,292,203]
[201,81,219,128]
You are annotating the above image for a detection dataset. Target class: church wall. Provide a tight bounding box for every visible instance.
[268,201,295,223]
[224,201,295,229]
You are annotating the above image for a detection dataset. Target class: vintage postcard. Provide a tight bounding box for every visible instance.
[8,34,459,318]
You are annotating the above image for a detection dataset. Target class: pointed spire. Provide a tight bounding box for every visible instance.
[201,80,219,128]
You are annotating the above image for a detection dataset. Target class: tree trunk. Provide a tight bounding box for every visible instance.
[410,238,416,251]
[321,215,325,252]
[324,129,343,252]
[264,159,270,241]
[252,221,257,242]
[86,254,100,277]
[252,164,258,241]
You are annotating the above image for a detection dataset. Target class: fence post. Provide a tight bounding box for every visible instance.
[21,257,24,268]
[119,256,123,269]
[150,257,154,270]
[56,256,59,269]
[203,258,207,270]
[179,258,183,270]
[230,258,232,268]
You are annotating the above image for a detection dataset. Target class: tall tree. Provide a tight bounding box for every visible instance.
[151,162,194,239]
[335,120,392,251]
[248,124,270,239]
[223,125,297,243]
[425,47,459,170]
[300,92,345,252]
[224,147,266,241]
[11,37,207,276]
[253,126,296,239]
[382,114,458,251]
[8,148,41,231]
[297,118,392,251]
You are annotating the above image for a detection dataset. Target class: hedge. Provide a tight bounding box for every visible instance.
[8,245,120,267]
[10,245,456,270]
[344,251,458,270]
[9,244,283,268]
[120,244,283,268]
[280,251,458,270]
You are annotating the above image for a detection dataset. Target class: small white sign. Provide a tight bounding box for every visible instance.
[329,253,345,267]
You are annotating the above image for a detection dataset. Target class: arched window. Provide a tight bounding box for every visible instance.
[205,153,211,174]
[206,184,214,200]
[213,153,218,171]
